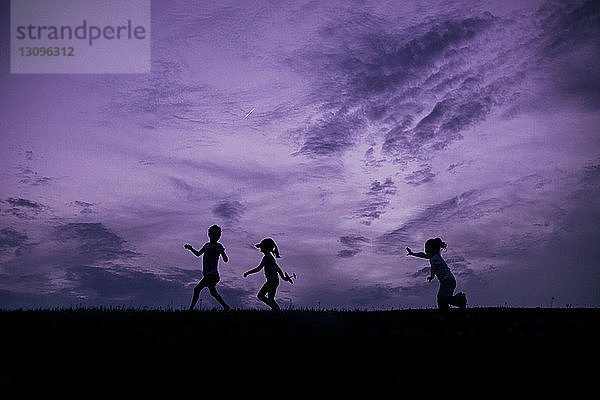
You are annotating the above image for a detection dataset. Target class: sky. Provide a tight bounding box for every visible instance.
[1,0,599,310]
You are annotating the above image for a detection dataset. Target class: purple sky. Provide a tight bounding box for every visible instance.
[1,0,599,309]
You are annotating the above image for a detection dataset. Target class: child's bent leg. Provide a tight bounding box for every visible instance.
[189,281,207,311]
[257,283,270,306]
[208,285,230,310]
[258,281,280,311]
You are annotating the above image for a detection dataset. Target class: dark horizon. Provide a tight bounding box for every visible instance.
[2,307,598,393]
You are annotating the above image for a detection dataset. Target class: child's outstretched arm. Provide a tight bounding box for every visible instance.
[243,261,264,277]
[184,244,204,257]
[406,247,430,259]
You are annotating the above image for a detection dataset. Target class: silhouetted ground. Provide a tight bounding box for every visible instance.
[1,308,598,394]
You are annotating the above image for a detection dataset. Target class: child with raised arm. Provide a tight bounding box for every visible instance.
[406,237,467,311]
[185,224,231,311]
[243,238,292,311]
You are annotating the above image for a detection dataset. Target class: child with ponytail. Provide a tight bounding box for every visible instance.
[243,238,292,311]
[406,237,467,311]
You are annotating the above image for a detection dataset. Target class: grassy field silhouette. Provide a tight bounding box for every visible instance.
[1,308,598,392]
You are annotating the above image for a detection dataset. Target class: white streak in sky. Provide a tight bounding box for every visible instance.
[243,107,255,119]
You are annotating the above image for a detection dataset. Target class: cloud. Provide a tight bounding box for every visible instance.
[10,150,53,187]
[98,59,221,130]
[283,0,600,171]
[535,1,600,109]
[0,227,28,253]
[355,199,390,223]
[355,178,397,224]
[539,0,600,57]
[404,166,436,186]
[339,235,369,247]
[212,200,246,222]
[375,188,503,253]
[367,178,397,196]
[292,109,365,157]
[53,223,138,263]
[337,249,361,258]
[1,197,46,219]
[285,10,500,159]
[67,201,97,216]
[16,166,52,186]
[0,220,257,309]
[5,198,41,208]
[59,263,253,308]
[373,159,600,306]
[447,160,473,174]
[337,235,370,258]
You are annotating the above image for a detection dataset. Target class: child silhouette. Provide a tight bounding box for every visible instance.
[407,238,467,311]
[243,238,292,311]
[185,225,231,311]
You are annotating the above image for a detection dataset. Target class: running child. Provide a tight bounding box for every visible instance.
[406,237,467,311]
[243,238,292,311]
[185,224,231,311]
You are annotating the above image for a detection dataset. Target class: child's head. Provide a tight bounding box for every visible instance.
[208,225,222,241]
[425,237,446,256]
[255,237,280,258]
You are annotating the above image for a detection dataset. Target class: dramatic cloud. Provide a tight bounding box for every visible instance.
[0,220,254,308]
[284,0,600,184]
[285,10,502,160]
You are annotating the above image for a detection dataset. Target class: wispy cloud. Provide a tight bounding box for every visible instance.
[355,178,397,224]
[337,234,369,258]
[212,200,246,222]
[1,198,46,219]
[16,166,52,186]
[0,227,28,253]
[404,166,435,186]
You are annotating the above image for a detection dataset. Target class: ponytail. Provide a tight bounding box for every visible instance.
[256,237,281,258]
